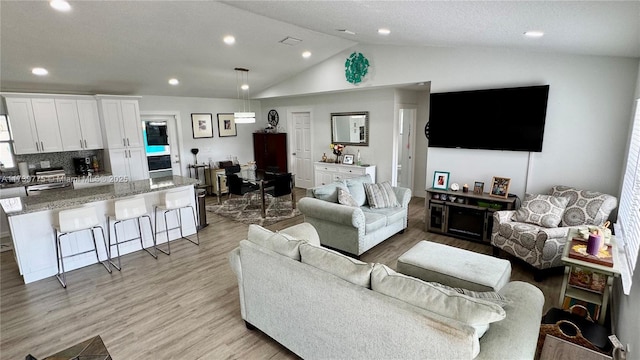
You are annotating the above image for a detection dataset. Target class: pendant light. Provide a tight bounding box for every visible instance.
[234,67,255,123]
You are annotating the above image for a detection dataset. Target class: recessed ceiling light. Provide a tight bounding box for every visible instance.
[524,31,544,38]
[378,28,391,35]
[241,84,249,91]
[32,67,48,76]
[168,78,179,85]
[50,0,71,12]
[223,35,236,45]
[302,51,312,58]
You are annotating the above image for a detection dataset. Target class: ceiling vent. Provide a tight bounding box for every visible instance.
[279,37,302,46]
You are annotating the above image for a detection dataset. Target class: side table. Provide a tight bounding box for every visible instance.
[558,229,621,325]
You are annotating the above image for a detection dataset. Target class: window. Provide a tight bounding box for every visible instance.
[617,99,640,294]
[0,115,15,169]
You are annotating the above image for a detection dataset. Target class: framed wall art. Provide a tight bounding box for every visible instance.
[489,176,511,198]
[432,171,450,190]
[217,113,237,137]
[191,113,214,138]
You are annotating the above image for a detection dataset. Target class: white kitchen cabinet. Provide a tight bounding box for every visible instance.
[56,98,103,151]
[5,97,63,154]
[99,98,143,149]
[314,162,376,186]
[107,147,149,181]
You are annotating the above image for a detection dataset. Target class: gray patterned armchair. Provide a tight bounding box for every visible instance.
[491,185,617,280]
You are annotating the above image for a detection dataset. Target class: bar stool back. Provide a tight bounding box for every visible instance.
[108,196,158,271]
[55,206,111,288]
[154,188,200,255]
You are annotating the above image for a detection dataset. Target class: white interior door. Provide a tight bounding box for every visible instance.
[140,114,182,177]
[291,111,313,189]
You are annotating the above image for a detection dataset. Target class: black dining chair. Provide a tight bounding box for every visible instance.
[227,173,259,202]
[264,173,295,210]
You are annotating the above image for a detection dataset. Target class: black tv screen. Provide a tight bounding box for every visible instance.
[427,85,549,152]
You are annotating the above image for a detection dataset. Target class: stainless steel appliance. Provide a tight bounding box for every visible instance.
[26,169,73,196]
[73,157,91,175]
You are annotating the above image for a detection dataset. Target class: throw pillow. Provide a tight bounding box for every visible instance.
[428,282,511,307]
[371,264,505,337]
[338,187,359,207]
[364,182,400,209]
[279,223,321,247]
[512,194,569,228]
[312,182,347,203]
[250,231,305,260]
[300,244,374,288]
[346,175,373,206]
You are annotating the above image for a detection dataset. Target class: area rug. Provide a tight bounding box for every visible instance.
[206,193,301,226]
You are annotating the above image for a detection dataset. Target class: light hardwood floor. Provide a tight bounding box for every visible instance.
[0,189,563,359]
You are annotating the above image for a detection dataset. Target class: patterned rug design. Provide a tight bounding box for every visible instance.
[206,193,300,226]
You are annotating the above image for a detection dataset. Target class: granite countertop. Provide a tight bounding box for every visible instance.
[0,175,199,216]
[0,172,113,189]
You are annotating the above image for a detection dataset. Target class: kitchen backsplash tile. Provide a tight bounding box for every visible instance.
[3,150,104,175]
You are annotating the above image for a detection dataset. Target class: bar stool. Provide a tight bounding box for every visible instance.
[154,188,200,255]
[54,206,112,288]
[108,196,158,271]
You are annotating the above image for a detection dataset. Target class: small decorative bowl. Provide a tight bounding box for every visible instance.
[449,196,457,202]
[456,198,465,204]
[440,194,448,201]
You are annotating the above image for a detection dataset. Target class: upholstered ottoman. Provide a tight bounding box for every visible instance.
[397,241,511,292]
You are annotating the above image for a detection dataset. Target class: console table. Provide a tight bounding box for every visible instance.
[425,188,516,243]
[314,162,376,186]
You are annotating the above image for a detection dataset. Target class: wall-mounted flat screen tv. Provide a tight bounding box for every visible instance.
[427,85,549,152]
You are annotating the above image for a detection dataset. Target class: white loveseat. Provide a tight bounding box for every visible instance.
[229,223,544,359]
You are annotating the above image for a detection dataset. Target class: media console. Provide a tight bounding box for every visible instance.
[425,188,517,243]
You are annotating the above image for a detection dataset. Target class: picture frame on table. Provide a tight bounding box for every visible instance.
[217,113,237,137]
[432,171,450,190]
[489,176,511,198]
[473,181,485,194]
[342,154,354,165]
[191,113,214,138]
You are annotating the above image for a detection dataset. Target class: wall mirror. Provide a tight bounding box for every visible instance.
[331,111,369,146]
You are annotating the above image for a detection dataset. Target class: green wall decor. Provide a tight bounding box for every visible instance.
[345,52,370,84]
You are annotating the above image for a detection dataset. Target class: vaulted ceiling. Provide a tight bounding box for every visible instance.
[1,1,638,99]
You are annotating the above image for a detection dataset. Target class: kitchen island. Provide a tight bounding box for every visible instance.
[0,176,199,284]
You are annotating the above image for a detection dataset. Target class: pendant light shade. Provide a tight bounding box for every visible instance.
[234,67,255,124]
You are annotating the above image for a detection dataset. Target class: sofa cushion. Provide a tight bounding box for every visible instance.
[364,181,400,209]
[300,243,374,288]
[497,222,541,250]
[363,212,387,233]
[247,228,305,260]
[338,187,359,207]
[512,194,569,228]
[371,264,506,337]
[313,181,347,203]
[550,185,617,227]
[346,175,373,206]
[362,206,406,225]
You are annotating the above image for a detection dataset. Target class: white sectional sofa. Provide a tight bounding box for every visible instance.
[229,223,545,359]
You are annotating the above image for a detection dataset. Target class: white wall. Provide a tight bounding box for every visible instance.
[259,45,639,199]
[138,96,261,175]
[613,64,640,360]
[260,88,395,183]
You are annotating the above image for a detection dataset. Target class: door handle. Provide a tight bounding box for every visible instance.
[80,139,84,148]
[123,138,126,147]
[84,139,88,148]
[36,142,40,151]
[41,141,44,151]
[127,138,130,146]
